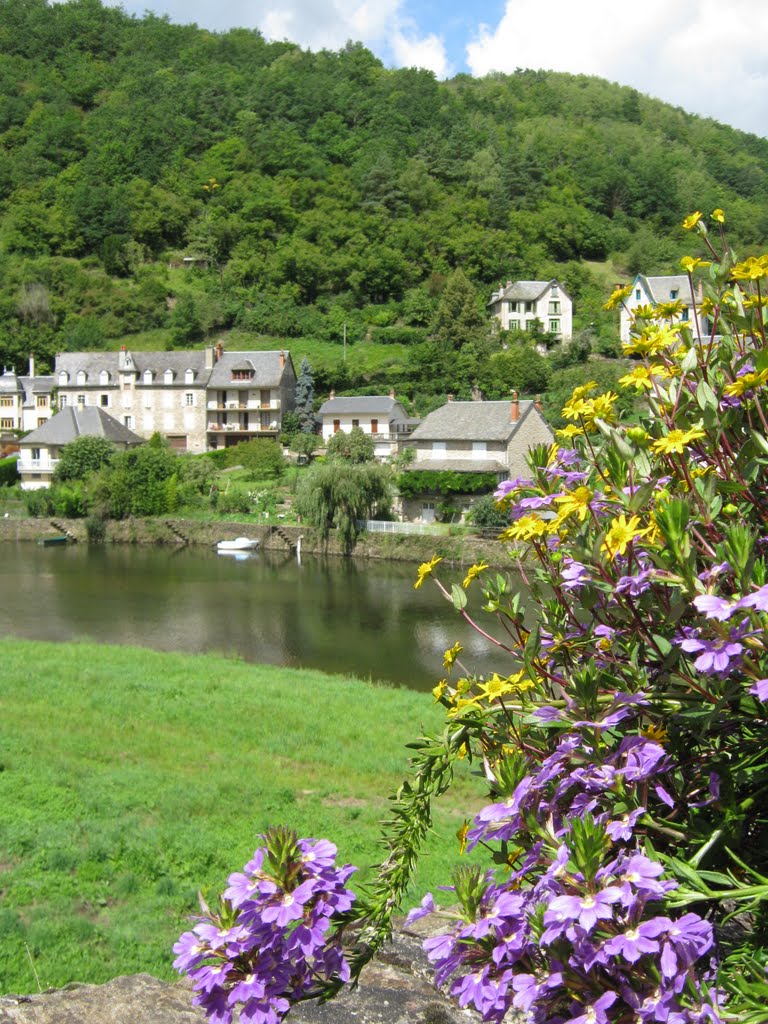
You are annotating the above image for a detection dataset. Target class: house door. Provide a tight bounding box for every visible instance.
[422,501,436,524]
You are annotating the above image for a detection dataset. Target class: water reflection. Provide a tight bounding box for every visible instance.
[0,544,522,690]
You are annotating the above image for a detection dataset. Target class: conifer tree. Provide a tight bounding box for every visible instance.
[295,357,318,434]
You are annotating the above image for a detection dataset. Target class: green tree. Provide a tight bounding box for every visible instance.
[325,425,375,463]
[295,461,390,552]
[295,357,318,434]
[227,438,285,479]
[430,269,486,351]
[53,435,117,482]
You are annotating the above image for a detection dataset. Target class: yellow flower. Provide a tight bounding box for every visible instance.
[556,424,584,439]
[579,391,619,430]
[476,671,530,702]
[457,821,469,855]
[654,299,685,319]
[641,723,668,744]
[629,303,657,322]
[622,325,680,357]
[711,208,725,224]
[651,427,706,455]
[414,555,442,589]
[680,256,711,274]
[601,514,649,560]
[462,562,489,589]
[443,642,463,671]
[554,486,593,522]
[602,283,633,311]
[723,369,768,397]
[501,515,549,542]
[682,211,702,230]
[432,678,447,702]
[447,697,478,718]
[731,255,768,282]
[571,380,599,401]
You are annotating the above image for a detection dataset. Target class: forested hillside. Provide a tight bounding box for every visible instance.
[2,0,768,408]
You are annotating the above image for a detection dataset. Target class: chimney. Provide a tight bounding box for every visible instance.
[329,388,335,400]
[279,350,285,369]
[28,354,35,378]
[205,346,214,369]
[447,393,454,402]
[510,391,519,422]
[389,387,395,399]
[216,341,223,362]
[535,394,543,413]
[118,345,126,370]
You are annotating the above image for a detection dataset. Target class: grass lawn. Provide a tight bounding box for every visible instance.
[0,639,480,994]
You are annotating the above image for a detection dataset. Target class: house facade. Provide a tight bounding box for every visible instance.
[318,391,414,461]
[0,357,55,434]
[488,280,573,341]
[18,406,143,489]
[399,395,553,522]
[619,275,704,342]
[54,345,296,452]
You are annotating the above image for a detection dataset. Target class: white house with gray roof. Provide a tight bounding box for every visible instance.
[18,406,143,489]
[488,280,572,340]
[54,345,296,453]
[318,391,413,461]
[400,395,553,522]
[0,356,55,434]
[619,274,705,342]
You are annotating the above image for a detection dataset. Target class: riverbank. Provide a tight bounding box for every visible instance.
[0,516,508,567]
[0,638,478,995]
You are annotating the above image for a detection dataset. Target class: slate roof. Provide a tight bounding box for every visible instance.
[20,407,143,447]
[489,279,570,305]
[409,401,539,443]
[0,371,22,394]
[53,350,294,389]
[318,396,406,418]
[638,275,692,303]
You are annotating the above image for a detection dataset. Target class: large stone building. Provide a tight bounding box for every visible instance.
[0,356,55,434]
[54,345,296,453]
[488,279,573,341]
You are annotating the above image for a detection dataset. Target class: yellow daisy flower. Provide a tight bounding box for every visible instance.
[682,211,702,230]
[463,562,489,589]
[414,555,442,589]
[443,642,463,671]
[601,514,649,560]
[651,427,706,455]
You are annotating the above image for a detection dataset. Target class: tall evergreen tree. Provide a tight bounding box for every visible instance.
[295,357,318,433]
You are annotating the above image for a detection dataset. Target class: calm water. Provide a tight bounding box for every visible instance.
[0,543,520,689]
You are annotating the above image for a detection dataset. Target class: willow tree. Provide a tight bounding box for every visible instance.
[294,461,390,552]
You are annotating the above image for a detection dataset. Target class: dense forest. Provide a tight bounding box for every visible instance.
[2,0,768,410]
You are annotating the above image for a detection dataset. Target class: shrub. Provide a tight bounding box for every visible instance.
[0,455,19,487]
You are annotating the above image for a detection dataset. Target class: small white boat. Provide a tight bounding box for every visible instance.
[217,536,260,553]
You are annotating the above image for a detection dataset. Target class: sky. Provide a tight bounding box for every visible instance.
[104,0,768,136]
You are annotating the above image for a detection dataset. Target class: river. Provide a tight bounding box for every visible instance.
[0,543,523,690]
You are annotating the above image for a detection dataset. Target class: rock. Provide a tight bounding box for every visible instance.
[0,931,479,1024]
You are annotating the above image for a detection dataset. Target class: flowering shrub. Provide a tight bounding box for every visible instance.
[177,211,768,1023]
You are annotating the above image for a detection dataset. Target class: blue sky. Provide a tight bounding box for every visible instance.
[103,0,768,136]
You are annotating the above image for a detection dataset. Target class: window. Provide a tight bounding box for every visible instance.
[99,370,109,385]
[1,418,12,429]
[100,394,109,407]
[635,289,641,300]
[352,419,359,428]
[509,320,519,332]
[185,369,194,384]
[0,398,12,408]
[36,395,47,407]
[432,441,446,454]
[77,394,86,405]
[124,416,133,429]
[37,418,46,427]
[76,370,86,385]
[525,301,535,314]
[548,301,560,315]
[670,289,678,299]
[143,370,153,384]
[472,442,487,454]
[549,320,560,333]
[58,371,69,386]
[185,392,194,406]
[371,418,378,434]
[123,381,131,390]
[681,307,689,321]
[333,419,340,433]
[59,395,67,407]
[31,448,41,460]
[507,301,518,314]
[164,370,173,384]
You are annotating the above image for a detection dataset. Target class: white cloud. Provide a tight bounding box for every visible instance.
[390,29,449,78]
[465,0,768,135]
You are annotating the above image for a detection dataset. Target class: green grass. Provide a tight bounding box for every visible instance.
[0,639,479,993]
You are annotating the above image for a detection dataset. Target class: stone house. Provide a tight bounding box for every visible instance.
[488,280,573,341]
[619,274,705,342]
[399,394,553,522]
[53,345,296,453]
[317,391,415,461]
[0,356,55,434]
[18,406,143,490]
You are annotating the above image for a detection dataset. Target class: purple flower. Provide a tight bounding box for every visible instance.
[679,634,743,674]
[543,886,622,937]
[565,990,618,1024]
[739,584,768,611]
[750,678,768,701]
[405,892,436,927]
[603,916,669,963]
[561,559,590,591]
[615,570,652,596]
[693,594,737,621]
[605,806,645,842]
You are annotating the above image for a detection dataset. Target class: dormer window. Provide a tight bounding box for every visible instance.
[99,369,110,385]
[143,369,153,384]
[670,289,678,299]
[76,370,87,386]
[164,369,174,384]
[185,368,195,384]
[231,368,252,382]
[58,370,69,386]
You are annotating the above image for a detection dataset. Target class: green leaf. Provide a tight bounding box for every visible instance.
[680,346,698,372]
[696,380,718,412]
[450,584,467,611]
